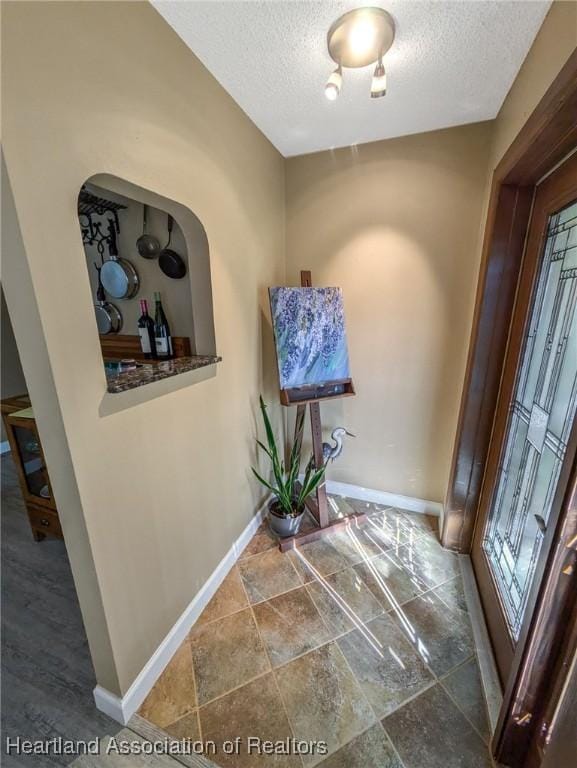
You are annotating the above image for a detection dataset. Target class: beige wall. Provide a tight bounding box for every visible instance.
[472,0,577,291]
[1,286,28,440]
[490,0,577,169]
[1,0,284,695]
[285,122,492,502]
[475,1,577,270]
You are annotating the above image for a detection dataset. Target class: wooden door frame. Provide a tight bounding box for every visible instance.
[471,152,577,682]
[442,49,577,554]
[440,48,577,768]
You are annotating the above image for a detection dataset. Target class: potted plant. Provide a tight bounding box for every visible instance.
[252,396,327,538]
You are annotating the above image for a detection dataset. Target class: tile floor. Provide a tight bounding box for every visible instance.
[139,497,494,768]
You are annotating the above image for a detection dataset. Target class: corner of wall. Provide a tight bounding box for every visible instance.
[1,153,122,696]
[489,0,577,169]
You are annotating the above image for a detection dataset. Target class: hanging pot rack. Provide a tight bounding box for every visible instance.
[78,187,127,260]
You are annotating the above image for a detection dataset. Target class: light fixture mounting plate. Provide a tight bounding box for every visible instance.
[327,7,395,68]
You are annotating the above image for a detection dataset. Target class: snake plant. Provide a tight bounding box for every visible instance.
[252,396,327,517]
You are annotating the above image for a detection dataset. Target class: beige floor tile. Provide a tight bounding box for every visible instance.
[325,495,358,522]
[357,513,412,554]
[197,566,248,625]
[287,538,349,582]
[393,535,460,591]
[383,684,492,768]
[434,574,469,614]
[239,522,278,559]
[316,723,402,768]
[199,673,301,768]
[326,518,394,563]
[337,614,434,718]
[442,657,490,742]
[239,548,303,603]
[190,608,270,705]
[393,591,474,677]
[325,530,366,565]
[349,500,409,528]
[347,501,438,548]
[353,550,423,611]
[275,643,374,766]
[333,503,426,557]
[399,509,439,538]
[306,567,383,636]
[253,586,332,667]
[138,642,196,728]
[164,710,201,742]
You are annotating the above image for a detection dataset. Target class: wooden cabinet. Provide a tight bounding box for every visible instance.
[1,394,62,541]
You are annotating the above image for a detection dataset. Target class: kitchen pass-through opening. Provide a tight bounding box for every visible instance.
[77,174,220,395]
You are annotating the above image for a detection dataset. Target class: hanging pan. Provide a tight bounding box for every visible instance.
[136,204,161,259]
[100,218,140,299]
[94,264,122,334]
[158,214,187,280]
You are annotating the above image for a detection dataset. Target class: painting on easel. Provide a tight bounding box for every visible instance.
[267,275,362,550]
[269,287,351,389]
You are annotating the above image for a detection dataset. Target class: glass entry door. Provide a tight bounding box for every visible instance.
[472,155,577,683]
[484,200,577,640]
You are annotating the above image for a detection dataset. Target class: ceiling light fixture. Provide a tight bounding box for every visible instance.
[325,7,395,101]
[325,64,343,101]
[370,57,387,98]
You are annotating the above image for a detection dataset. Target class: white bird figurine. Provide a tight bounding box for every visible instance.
[323,427,355,463]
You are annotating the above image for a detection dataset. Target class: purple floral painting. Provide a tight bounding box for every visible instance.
[269,287,351,389]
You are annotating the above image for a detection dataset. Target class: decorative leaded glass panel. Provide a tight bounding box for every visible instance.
[483,199,577,641]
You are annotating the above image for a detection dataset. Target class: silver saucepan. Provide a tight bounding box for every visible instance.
[94,264,122,334]
[100,218,140,299]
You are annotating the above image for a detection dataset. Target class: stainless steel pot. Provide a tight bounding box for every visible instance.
[100,218,140,299]
[94,265,122,334]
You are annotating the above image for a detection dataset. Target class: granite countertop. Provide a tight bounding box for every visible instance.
[105,355,221,394]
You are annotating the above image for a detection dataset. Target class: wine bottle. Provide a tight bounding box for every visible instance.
[154,291,173,360]
[137,299,156,360]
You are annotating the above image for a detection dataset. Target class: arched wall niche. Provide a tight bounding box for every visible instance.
[79,173,218,403]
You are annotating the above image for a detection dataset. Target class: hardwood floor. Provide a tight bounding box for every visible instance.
[1,454,124,767]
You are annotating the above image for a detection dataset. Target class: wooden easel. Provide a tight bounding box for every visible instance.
[277,271,366,552]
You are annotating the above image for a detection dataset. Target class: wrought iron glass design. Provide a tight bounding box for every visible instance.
[483,199,577,641]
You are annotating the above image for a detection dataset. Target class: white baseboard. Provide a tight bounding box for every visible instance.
[325,479,443,518]
[0,441,10,454]
[93,497,269,725]
[459,555,502,732]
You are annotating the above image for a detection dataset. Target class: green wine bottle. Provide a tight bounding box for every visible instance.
[153,291,174,360]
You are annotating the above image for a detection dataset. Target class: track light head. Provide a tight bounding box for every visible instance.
[325,65,343,101]
[370,59,387,98]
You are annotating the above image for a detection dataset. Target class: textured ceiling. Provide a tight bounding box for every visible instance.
[152,1,551,157]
